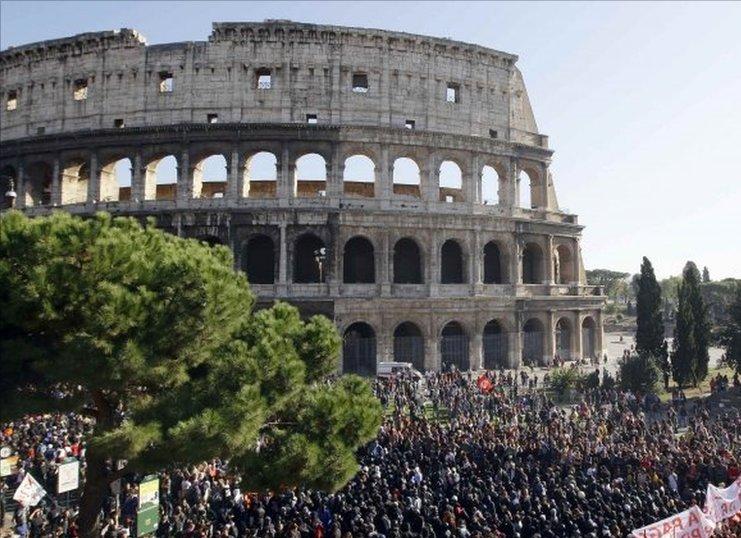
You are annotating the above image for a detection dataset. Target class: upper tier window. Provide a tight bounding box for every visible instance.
[73,79,88,101]
[352,73,369,93]
[159,72,173,93]
[446,83,460,103]
[6,90,17,111]
[256,69,272,90]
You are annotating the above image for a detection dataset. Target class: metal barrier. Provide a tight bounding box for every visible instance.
[440,335,470,371]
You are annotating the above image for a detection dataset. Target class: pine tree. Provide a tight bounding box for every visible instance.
[702,266,711,283]
[635,257,664,358]
[683,262,711,382]
[672,282,696,388]
[718,283,741,373]
[0,211,383,536]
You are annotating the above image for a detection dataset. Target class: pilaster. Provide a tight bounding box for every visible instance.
[87,151,100,204]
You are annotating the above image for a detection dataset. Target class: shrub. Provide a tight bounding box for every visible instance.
[619,354,660,394]
[548,367,585,402]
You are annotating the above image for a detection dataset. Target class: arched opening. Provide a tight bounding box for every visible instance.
[440,321,469,371]
[23,162,52,206]
[522,243,543,284]
[554,244,575,284]
[343,322,377,377]
[483,241,505,284]
[393,237,423,284]
[343,236,375,284]
[393,322,425,372]
[293,234,326,283]
[483,320,508,369]
[343,155,375,198]
[244,151,277,198]
[98,157,132,202]
[519,169,533,209]
[522,318,544,366]
[60,159,89,205]
[438,160,463,202]
[193,154,227,199]
[555,318,572,361]
[392,157,421,198]
[1,165,17,209]
[441,239,465,284]
[294,153,327,198]
[242,235,275,284]
[481,165,499,205]
[582,317,596,360]
[144,155,178,201]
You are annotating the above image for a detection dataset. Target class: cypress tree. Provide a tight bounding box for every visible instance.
[683,262,711,382]
[635,257,664,358]
[672,282,696,388]
[719,283,741,373]
[702,266,710,283]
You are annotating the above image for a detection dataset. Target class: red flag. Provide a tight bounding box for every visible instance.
[477,374,493,394]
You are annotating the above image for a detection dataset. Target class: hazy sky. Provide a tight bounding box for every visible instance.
[2,1,739,279]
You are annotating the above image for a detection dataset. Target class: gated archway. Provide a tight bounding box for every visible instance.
[522,318,544,366]
[242,234,275,284]
[343,322,377,376]
[582,316,596,360]
[440,321,469,371]
[556,317,572,360]
[393,322,425,372]
[483,320,508,369]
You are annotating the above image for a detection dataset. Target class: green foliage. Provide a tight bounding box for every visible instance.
[672,285,696,388]
[718,283,741,373]
[683,262,711,383]
[586,269,630,300]
[0,211,382,531]
[547,367,585,402]
[581,370,601,391]
[702,266,710,283]
[601,370,617,390]
[635,257,665,359]
[619,354,660,394]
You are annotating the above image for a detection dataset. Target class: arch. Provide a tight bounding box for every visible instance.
[522,242,543,284]
[393,322,425,372]
[293,234,326,283]
[343,236,375,284]
[393,237,423,284]
[244,151,277,198]
[483,241,505,284]
[555,317,572,360]
[581,317,597,359]
[519,165,545,209]
[392,157,421,198]
[192,154,227,199]
[522,318,544,366]
[144,155,178,201]
[294,153,327,198]
[60,159,89,205]
[441,239,465,284]
[440,321,469,371]
[23,162,52,206]
[99,157,132,202]
[438,160,463,202]
[481,165,499,205]
[343,322,377,377]
[242,234,275,284]
[554,244,575,284]
[343,155,375,198]
[483,319,508,370]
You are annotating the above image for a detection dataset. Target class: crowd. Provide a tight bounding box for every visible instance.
[2,369,740,538]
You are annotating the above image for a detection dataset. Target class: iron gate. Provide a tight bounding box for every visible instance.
[582,327,596,359]
[343,337,377,377]
[522,331,544,366]
[483,333,508,369]
[440,335,470,371]
[393,336,425,371]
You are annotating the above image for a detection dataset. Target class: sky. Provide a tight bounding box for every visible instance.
[1,1,739,279]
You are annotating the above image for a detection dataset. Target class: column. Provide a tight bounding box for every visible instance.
[596,309,606,359]
[509,157,519,208]
[541,162,551,210]
[470,332,483,371]
[378,145,391,201]
[227,146,241,200]
[428,232,439,296]
[176,147,191,204]
[512,237,523,285]
[423,154,437,202]
[545,234,555,285]
[51,157,61,206]
[15,162,25,209]
[425,332,439,372]
[466,153,479,204]
[573,237,582,285]
[510,312,522,369]
[574,311,584,361]
[278,144,292,203]
[87,151,100,204]
[327,144,343,199]
[545,310,555,366]
[131,151,144,203]
[277,223,288,294]
[472,230,483,293]
[380,231,391,296]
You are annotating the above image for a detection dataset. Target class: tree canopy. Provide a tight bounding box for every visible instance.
[671,262,711,387]
[635,257,665,359]
[718,283,741,373]
[0,211,382,535]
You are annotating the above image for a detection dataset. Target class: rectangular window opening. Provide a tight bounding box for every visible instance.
[256,69,272,90]
[207,113,219,124]
[352,73,369,93]
[446,83,459,103]
[6,90,18,111]
[489,129,498,139]
[306,114,318,124]
[405,120,415,130]
[445,195,454,203]
[159,72,173,93]
[114,118,125,128]
[73,79,88,101]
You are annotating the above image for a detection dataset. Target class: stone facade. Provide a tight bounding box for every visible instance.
[0,21,605,374]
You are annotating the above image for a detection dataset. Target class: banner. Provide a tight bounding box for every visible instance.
[137,475,160,536]
[0,455,18,477]
[13,472,46,507]
[57,458,80,494]
[704,476,741,524]
[631,505,715,538]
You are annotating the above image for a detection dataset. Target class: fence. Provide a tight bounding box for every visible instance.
[342,337,377,376]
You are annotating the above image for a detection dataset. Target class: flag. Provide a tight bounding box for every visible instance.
[13,472,46,507]
[476,374,493,394]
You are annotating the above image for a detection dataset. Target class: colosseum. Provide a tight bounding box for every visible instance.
[0,20,605,375]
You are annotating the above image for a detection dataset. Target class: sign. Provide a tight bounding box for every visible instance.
[57,458,80,494]
[137,475,160,536]
[631,505,715,538]
[0,455,18,477]
[704,476,741,524]
[13,473,46,507]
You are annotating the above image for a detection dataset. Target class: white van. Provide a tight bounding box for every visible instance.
[376,361,423,380]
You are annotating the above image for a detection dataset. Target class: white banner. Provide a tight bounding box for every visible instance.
[704,476,741,524]
[631,505,715,538]
[57,459,80,494]
[13,472,46,507]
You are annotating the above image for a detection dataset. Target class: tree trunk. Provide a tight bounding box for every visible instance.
[78,446,109,538]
